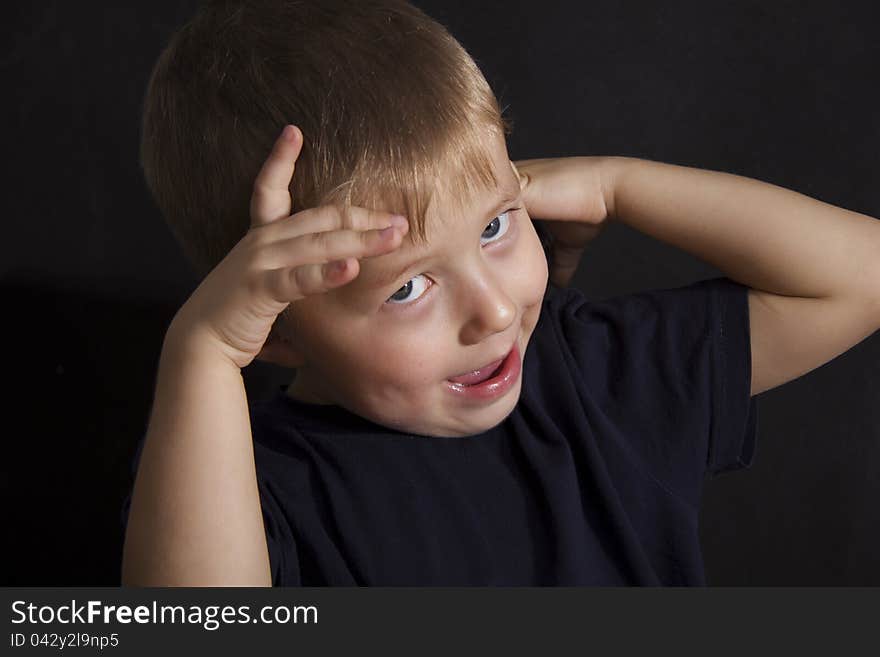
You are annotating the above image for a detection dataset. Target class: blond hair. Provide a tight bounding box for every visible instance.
[140,0,514,285]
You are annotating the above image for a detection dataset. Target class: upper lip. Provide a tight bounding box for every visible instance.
[449,341,515,378]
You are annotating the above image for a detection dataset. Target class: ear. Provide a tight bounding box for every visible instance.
[255,331,306,368]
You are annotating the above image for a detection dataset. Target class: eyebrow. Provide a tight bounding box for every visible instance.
[367,188,521,290]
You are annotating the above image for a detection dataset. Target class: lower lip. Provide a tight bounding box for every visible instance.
[444,342,521,401]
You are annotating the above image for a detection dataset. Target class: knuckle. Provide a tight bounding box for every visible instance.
[283,207,319,238]
[290,265,310,292]
[310,229,331,251]
[291,264,323,296]
[338,205,356,231]
[315,204,340,228]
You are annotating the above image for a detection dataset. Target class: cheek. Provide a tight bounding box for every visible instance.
[297,302,448,391]
[355,328,450,385]
[514,218,550,298]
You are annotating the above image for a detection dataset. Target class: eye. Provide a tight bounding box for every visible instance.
[386,274,432,305]
[384,210,516,307]
[480,210,512,245]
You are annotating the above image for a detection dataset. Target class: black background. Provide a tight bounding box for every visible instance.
[2,0,878,585]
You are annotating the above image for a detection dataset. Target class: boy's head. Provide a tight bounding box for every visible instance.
[141,0,549,437]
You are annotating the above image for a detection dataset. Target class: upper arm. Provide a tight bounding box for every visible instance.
[748,287,880,396]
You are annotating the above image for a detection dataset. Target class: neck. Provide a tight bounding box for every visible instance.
[285,371,335,405]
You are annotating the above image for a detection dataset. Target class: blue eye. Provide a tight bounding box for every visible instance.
[387,274,431,304]
[385,210,514,306]
[481,210,511,244]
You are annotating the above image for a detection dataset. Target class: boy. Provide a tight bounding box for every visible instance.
[121,0,880,585]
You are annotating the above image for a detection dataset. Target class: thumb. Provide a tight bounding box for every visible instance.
[249,124,304,227]
[255,328,306,368]
[512,158,548,211]
[548,241,583,288]
[509,160,526,190]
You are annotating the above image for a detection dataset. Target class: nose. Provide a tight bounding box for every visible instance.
[458,267,517,346]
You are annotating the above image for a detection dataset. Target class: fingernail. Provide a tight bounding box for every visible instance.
[281,125,296,142]
[327,259,347,274]
[390,215,408,229]
[379,226,395,238]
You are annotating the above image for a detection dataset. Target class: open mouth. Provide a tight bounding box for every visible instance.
[447,349,510,386]
[444,341,522,400]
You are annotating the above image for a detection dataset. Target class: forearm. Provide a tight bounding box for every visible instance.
[603,157,880,300]
[121,323,271,586]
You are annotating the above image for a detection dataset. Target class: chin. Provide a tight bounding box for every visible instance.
[453,381,524,438]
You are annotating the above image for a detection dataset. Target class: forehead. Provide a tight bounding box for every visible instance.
[358,157,520,288]
[424,169,519,238]
[316,125,523,312]
[428,128,518,224]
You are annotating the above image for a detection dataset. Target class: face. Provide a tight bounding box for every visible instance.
[283,128,549,437]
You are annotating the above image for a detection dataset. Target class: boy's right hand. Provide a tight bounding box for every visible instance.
[167,125,409,370]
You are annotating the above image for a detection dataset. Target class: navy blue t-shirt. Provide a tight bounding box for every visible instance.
[244,277,757,585]
[120,277,757,585]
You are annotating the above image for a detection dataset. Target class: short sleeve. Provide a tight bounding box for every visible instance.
[549,276,758,498]
[121,432,301,586]
[706,277,758,476]
[256,472,302,586]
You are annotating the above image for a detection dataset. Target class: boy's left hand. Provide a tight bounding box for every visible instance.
[512,156,613,287]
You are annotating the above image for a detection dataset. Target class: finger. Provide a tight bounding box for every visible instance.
[509,160,525,189]
[549,243,583,288]
[511,161,529,191]
[253,204,408,243]
[264,257,362,303]
[256,222,408,271]
[549,266,577,288]
[551,242,585,267]
[512,158,551,184]
[250,125,303,227]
